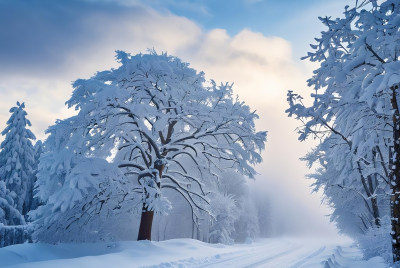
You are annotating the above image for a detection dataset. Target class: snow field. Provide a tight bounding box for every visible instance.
[0,238,386,268]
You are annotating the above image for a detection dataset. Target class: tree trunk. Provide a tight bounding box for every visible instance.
[357,162,381,227]
[367,175,380,227]
[137,160,164,241]
[192,213,195,239]
[371,196,380,227]
[390,83,400,263]
[137,209,154,241]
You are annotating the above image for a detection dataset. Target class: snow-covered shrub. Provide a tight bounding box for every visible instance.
[0,180,29,248]
[209,192,240,244]
[0,224,31,248]
[357,216,392,264]
[233,196,260,242]
[32,155,141,243]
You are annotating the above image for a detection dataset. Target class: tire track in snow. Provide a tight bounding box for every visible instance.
[194,242,300,268]
[287,246,326,268]
[142,242,288,268]
[241,246,301,268]
[142,239,380,268]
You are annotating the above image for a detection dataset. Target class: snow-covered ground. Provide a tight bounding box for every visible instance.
[0,237,386,268]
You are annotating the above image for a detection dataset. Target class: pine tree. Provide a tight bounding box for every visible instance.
[29,140,43,212]
[0,180,25,226]
[0,102,36,217]
[0,179,29,248]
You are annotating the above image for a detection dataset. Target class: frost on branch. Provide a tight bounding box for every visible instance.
[138,169,171,214]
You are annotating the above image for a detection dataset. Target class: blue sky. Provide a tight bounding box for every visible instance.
[0,0,350,237]
[145,0,348,56]
[147,0,322,35]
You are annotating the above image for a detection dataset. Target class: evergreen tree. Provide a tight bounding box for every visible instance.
[0,102,36,217]
[0,180,25,226]
[0,180,30,248]
[30,140,43,211]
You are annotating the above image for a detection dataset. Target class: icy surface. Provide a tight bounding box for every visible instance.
[0,238,386,268]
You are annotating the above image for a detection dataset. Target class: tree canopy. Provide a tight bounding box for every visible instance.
[33,51,266,242]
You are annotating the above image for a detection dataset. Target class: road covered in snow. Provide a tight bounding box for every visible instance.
[0,237,386,268]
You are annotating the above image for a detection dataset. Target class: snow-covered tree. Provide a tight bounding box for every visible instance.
[31,116,140,243]
[210,170,260,243]
[251,187,269,239]
[0,180,25,226]
[150,170,262,243]
[0,102,37,217]
[286,0,400,263]
[209,192,239,244]
[30,140,43,211]
[33,51,267,242]
[233,195,260,243]
[0,180,29,248]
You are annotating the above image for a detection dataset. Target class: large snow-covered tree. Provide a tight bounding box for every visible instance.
[34,51,266,242]
[286,0,400,263]
[0,102,37,217]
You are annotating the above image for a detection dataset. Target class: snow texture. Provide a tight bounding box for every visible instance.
[0,238,385,268]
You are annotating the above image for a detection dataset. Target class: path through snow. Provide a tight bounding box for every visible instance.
[0,238,386,268]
